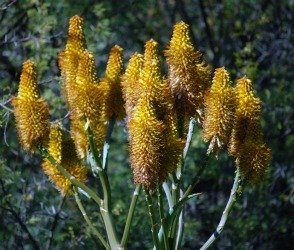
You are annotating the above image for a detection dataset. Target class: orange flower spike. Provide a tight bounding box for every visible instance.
[202,67,235,154]
[12,60,50,152]
[42,124,88,195]
[128,40,183,189]
[122,52,144,115]
[165,21,211,118]
[102,45,125,120]
[227,76,271,183]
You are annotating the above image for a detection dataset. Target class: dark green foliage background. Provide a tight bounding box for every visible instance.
[0,0,293,249]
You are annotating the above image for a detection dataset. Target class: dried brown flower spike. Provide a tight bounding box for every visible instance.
[12,60,50,152]
[202,67,235,154]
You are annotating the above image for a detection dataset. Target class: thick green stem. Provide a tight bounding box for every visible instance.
[73,187,110,250]
[121,185,141,248]
[158,186,169,250]
[200,169,241,250]
[145,189,161,250]
[87,127,120,249]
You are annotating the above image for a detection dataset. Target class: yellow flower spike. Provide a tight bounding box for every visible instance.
[128,43,183,188]
[226,76,271,183]
[66,50,108,158]
[16,60,39,100]
[140,39,165,98]
[59,15,87,109]
[229,76,263,156]
[236,142,271,184]
[129,97,166,189]
[101,45,125,120]
[235,77,261,119]
[42,124,88,195]
[12,60,50,152]
[66,15,86,54]
[72,50,105,119]
[165,21,212,118]
[122,52,144,115]
[202,67,235,154]
[105,45,124,82]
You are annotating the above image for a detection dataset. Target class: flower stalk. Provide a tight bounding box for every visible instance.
[87,126,120,249]
[121,185,141,248]
[145,189,161,250]
[200,169,241,250]
[73,187,110,250]
[158,185,169,250]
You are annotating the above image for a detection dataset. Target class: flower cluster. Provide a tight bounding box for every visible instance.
[13,15,271,192]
